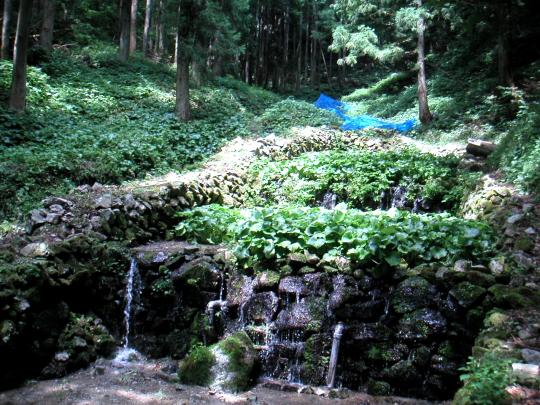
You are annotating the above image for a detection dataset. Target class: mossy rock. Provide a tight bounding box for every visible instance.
[397,309,447,341]
[488,285,540,309]
[178,344,216,386]
[367,379,392,396]
[213,331,257,392]
[391,276,435,314]
[367,343,409,363]
[255,270,281,289]
[484,311,510,328]
[171,258,220,291]
[43,314,115,377]
[303,333,330,385]
[178,331,256,392]
[450,282,487,308]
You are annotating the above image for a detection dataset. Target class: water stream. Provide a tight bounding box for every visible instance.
[321,192,337,209]
[114,258,143,364]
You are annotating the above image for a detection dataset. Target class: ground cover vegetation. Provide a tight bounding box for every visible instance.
[176,204,495,270]
[245,148,477,212]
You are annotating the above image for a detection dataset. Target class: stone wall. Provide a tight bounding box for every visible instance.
[222,254,536,400]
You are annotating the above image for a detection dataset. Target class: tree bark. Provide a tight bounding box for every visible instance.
[156,0,164,57]
[119,0,130,61]
[310,1,318,87]
[176,1,191,121]
[176,52,190,120]
[129,0,138,54]
[295,13,302,92]
[416,0,432,124]
[9,0,33,112]
[40,0,55,50]
[1,0,13,59]
[142,0,153,56]
[496,0,512,85]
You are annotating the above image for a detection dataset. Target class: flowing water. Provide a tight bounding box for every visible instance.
[321,192,338,209]
[114,258,143,365]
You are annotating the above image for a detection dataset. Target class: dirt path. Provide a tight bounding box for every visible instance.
[0,356,445,405]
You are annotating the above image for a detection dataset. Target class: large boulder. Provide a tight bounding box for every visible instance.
[171,257,221,291]
[179,331,257,392]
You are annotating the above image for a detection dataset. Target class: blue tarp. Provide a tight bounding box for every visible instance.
[314,93,416,132]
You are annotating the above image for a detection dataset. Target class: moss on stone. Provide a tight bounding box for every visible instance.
[303,333,330,385]
[367,379,392,396]
[450,281,487,308]
[255,270,281,288]
[178,345,216,386]
[391,276,434,314]
[488,285,540,309]
[485,311,510,328]
[216,331,257,392]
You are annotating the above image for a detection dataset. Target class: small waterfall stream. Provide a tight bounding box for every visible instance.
[321,192,338,209]
[114,257,143,364]
[122,258,138,348]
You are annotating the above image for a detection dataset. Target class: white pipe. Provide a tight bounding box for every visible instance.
[206,300,227,326]
[326,322,345,388]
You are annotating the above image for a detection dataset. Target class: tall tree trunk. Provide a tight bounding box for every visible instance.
[129,0,138,54]
[9,0,33,112]
[310,1,318,87]
[496,0,512,85]
[142,0,153,56]
[295,14,302,92]
[157,0,164,57]
[416,0,432,124]
[176,0,191,121]
[281,1,289,90]
[40,0,55,50]
[119,0,130,61]
[304,5,309,83]
[1,0,13,59]
[176,43,191,121]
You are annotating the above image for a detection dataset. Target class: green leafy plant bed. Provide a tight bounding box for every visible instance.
[176,204,495,270]
[245,148,478,212]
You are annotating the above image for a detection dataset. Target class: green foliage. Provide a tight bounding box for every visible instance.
[245,148,477,212]
[258,98,340,135]
[0,46,280,219]
[342,71,415,101]
[58,314,115,358]
[178,344,216,386]
[176,204,495,269]
[176,205,242,244]
[455,353,515,405]
[489,102,540,194]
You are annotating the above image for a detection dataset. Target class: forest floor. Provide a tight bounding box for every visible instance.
[0,355,444,405]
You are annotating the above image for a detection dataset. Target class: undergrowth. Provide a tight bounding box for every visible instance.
[0,44,282,219]
[245,148,478,212]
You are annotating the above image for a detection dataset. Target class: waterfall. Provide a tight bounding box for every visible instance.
[114,258,143,364]
[321,192,337,210]
[122,258,138,348]
[326,322,345,388]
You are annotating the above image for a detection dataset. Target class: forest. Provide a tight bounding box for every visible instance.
[0,0,539,404]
